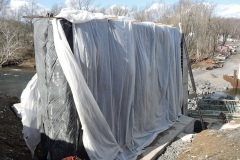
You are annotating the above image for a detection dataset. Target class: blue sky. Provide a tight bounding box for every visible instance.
[10,0,240,17]
[38,0,240,9]
[209,0,240,5]
[94,0,240,8]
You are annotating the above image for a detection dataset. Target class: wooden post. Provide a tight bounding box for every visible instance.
[238,64,240,79]
[181,34,189,115]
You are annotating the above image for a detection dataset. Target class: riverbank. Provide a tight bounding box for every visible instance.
[0,47,35,68]
[0,67,36,97]
[0,93,31,159]
[0,92,42,159]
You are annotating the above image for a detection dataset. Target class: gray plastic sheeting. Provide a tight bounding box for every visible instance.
[54,16,182,159]
[69,20,183,159]
[17,14,183,160]
[35,19,84,159]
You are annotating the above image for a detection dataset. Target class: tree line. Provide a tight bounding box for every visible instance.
[0,0,240,66]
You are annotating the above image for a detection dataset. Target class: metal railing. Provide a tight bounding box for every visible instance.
[197,99,240,113]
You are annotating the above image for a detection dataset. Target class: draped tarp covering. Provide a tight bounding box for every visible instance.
[14,9,183,160]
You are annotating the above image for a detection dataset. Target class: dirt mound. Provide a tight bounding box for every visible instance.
[158,121,240,160]
[0,93,39,159]
[191,61,217,70]
[178,127,240,160]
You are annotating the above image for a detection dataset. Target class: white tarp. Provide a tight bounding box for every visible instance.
[12,74,41,156]
[15,9,183,160]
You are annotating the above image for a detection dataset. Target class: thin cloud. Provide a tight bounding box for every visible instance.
[10,0,28,9]
[214,4,240,18]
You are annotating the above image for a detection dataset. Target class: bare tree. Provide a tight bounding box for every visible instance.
[106,5,129,16]
[0,0,10,19]
[166,0,216,59]
[0,0,9,11]
[21,0,46,30]
[131,2,173,23]
[146,3,170,22]
[0,20,20,66]
[67,0,96,12]
[131,7,146,21]
[50,4,65,16]
[230,19,240,40]
[0,0,238,65]
[215,18,240,46]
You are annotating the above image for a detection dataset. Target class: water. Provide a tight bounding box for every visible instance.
[2,66,240,99]
[0,67,36,97]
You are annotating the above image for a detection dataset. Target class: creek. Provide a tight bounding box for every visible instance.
[1,66,240,99]
[0,67,35,97]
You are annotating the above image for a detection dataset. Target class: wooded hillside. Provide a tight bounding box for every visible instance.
[0,0,240,66]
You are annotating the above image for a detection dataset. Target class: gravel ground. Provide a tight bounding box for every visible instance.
[178,127,240,160]
[189,51,240,95]
[158,134,195,160]
[158,120,240,160]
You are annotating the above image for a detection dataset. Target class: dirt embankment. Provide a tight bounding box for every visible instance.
[178,127,240,160]
[1,47,35,68]
[189,51,240,95]
[158,120,240,160]
[0,93,38,159]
